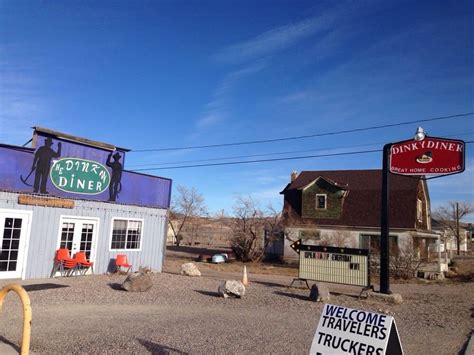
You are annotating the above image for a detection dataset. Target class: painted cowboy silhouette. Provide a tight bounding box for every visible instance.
[32,137,61,194]
[106,152,123,201]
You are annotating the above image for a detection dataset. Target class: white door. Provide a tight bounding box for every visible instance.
[0,210,32,279]
[58,217,98,268]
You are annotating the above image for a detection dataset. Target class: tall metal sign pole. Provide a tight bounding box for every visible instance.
[380,127,465,295]
[380,143,392,294]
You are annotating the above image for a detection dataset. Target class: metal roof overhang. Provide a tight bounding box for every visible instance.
[32,126,130,152]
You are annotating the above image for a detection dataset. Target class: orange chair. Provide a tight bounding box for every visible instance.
[115,254,132,273]
[73,252,94,275]
[50,248,79,277]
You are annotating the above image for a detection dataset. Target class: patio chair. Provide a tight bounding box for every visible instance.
[50,248,79,277]
[115,254,132,274]
[73,252,94,275]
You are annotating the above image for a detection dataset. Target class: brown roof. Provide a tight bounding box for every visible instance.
[282,169,423,229]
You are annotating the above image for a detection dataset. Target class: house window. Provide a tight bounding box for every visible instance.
[110,219,142,250]
[417,199,423,222]
[359,234,398,256]
[316,194,327,209]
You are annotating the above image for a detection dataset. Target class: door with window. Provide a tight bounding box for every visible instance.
[58,217,98,269]
[0,210,32,279]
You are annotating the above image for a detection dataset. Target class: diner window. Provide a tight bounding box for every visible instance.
[110,219,142,250]
[316,194,327,209]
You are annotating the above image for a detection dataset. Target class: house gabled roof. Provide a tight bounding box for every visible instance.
[282,169,424,229]
[297,175,348,191]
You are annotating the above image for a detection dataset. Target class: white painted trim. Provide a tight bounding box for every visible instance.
[300,176,342,191]
[417,199,423,222]
[0,208,33,280]
[56,215,100,264]
[420,181,431,230]
[20,210,33,280]
[316,194,327,209]
[108,217,144,252]
[301,179,318,191]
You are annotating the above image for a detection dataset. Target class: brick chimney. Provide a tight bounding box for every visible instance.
[291,171,299,182]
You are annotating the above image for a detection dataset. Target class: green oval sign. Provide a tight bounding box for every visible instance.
[50,158,110,195]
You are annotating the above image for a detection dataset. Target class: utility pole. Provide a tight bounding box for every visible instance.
[380,143,392,294]
[456,202,460,255]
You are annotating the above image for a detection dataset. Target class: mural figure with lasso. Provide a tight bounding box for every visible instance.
[21,137,62,194]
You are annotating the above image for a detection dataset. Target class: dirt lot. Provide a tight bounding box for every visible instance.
[0,249,473,354]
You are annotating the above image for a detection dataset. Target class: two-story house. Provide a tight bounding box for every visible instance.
[273,169,437,262]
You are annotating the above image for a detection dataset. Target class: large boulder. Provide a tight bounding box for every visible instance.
[309,283,330,302]
[218,280,246,298]
[122,272,153,292]
[180,263,201,277]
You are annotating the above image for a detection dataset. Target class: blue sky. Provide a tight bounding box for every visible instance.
[1,0,473,220]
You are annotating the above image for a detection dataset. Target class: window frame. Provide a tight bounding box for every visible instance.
[109,217,144,252]
[315,194,327,210]
[359,233,399,256]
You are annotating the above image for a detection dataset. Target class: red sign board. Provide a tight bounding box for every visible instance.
[389,137,465,176]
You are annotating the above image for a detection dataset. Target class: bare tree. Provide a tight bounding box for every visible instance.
[320,231,354,248]
[389,235,422,279]
[229,196,282,261]
[169,185,207,246]
[433,201,474,255]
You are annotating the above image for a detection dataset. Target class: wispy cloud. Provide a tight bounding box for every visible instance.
[214,2,355,65]
[247,186,285,212]
[269,19,474,134]
[194,61,265,130]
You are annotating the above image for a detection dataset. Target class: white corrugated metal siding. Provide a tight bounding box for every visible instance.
[0,191,168,279]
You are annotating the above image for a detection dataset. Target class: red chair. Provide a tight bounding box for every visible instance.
[115,254,132,274]
[73,252,94,275]
[50,248,79,277]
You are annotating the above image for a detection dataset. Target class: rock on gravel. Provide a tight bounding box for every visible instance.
[180,262,201,276]
[309,283,330,302]
[122,272,153,292]
[218,280,246,298]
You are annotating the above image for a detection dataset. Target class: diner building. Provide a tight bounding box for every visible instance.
[0,127,172,280]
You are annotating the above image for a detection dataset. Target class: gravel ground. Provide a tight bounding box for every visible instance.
[0,265,473,354]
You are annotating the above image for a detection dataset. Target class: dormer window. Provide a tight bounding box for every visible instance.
[316,194,327,209]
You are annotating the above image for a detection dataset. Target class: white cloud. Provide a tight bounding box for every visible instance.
[214,2,356,65]
[194,61,265,131]
[251,186,283,200]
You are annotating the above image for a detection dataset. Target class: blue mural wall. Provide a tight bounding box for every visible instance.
[0,135,171,209]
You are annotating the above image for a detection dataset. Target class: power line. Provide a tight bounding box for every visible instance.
[128,131,474,169]
[130,112,474,152]
[132,149,382,170]
[128,142,382,168]
[132,140,474,171]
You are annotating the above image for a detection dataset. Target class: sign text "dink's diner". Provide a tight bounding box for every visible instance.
[391,140,463,155]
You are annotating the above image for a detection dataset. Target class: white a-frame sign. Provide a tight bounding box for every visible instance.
[310,304,403,355]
